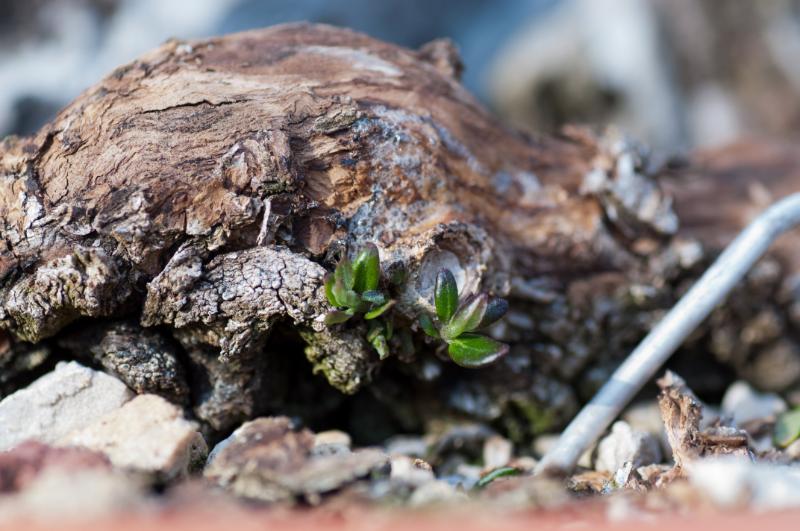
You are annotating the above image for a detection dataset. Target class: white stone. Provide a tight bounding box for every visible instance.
[312,430,352,456]
[688,458,800,510]
[482,435,513,469]
[595,421,662,473]
[61,394,206,479]
[408,480,468,507]
[390,455,435,486]
[623,402,664,434]
[0,469,145,523]
[721,381,787,426]
[0,361,133,451]
[622,401,670,454]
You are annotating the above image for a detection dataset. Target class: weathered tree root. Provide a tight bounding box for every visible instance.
[2,23,799,435]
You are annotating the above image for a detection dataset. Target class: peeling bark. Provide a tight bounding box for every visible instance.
[1,23,799,434]
[657,371,752,482]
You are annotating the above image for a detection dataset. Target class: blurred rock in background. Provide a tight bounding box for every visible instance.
[488,0,800,151]
[0,0,553,137]
[4,0,800,152]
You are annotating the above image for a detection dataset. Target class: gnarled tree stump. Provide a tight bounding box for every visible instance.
[2,23,799,437]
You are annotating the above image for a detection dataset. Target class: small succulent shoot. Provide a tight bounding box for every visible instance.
[367,319,392,360]
[774,407,800,448]
[419,268,509,368]
[324,244,394,325]
[324,244,395,358]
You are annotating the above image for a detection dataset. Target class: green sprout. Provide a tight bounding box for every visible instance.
[418,269,509,368]
[324,244,395,359]
[475,466,522,489]
[774,407,800,448]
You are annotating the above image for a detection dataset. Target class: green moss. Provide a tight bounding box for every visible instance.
[502,396,557,443]
[299,327,374,395]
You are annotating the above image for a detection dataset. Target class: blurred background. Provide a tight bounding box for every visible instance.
[3,0,800,154]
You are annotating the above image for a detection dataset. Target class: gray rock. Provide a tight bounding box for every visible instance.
[0,441,111,493]
[595,421,662,473]
[312,430,351,457]
[721,380,787,426]
[689,457,800,510]
[283,448,388,497]
[384,435,428,458]
[408,480,468,507]
[0,362,133,451]
[482,435,513,469]
[204,417,388,502]
[622,401,669,451]
[61,394,207,480]
[390,455,435,486]
[0,468,146,524]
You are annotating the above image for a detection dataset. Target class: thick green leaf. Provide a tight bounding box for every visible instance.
[352,244,380,293]
[418,313,439,338]
[370,333,390,360]
[324,310,353,326]
[334,257,355,291]
[443,294,487,339]
[360,290,386,306]
[366,321,390,359]
[475,466,521,489]
[447,333,509,368]
[775,408,800,447]
[331,276,347,307]
[324,274,338,306]
[333,277,360,309]
[434,269,459,322]
[479,297,508,329]
[364,299,395,320]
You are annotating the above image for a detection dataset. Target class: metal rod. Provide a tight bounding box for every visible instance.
[535,192,800,476]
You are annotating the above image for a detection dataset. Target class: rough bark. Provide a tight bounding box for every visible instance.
[668,142,800,393]
[1,23,799,435]
[657,371,751,483]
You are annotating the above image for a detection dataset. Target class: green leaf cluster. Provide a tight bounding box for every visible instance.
[419,269,509,368]
[324,244,395,359]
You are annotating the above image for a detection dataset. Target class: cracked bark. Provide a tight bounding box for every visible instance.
[1,23,800,435]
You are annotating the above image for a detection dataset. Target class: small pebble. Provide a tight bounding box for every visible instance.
[482,435,512,469]
[312,430,352,456]
[721,381,787,426]
[689,458,800,510]
[390,455,435,486]
[595,421,662,473]
[408,480,468,507]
